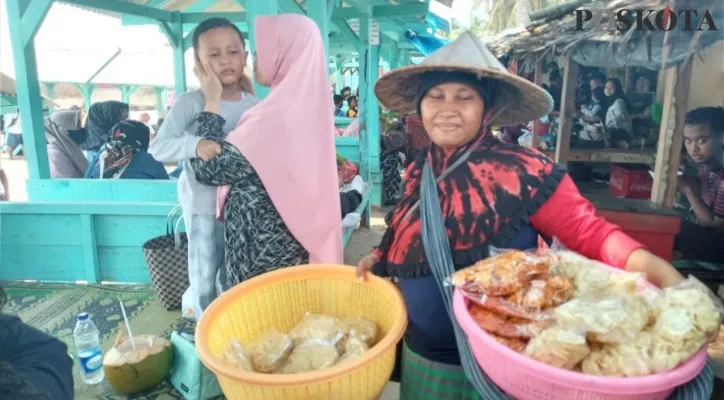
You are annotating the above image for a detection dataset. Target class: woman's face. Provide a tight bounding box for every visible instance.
[420,82,485,149]
[604,81,616,97]
[253,53,270,87]
[196,27,248,87]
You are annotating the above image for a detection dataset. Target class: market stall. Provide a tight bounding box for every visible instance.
[486,0,723,261]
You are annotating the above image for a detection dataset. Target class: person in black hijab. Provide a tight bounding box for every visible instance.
[80,101,129,172]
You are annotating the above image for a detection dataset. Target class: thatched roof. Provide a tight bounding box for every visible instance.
[486,0,723,70]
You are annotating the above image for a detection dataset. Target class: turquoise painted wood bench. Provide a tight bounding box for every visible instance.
[0,201,176,284]
[1,135,371,284]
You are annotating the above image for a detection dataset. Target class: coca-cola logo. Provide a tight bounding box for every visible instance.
[610,177,624,190]
[631,182,652,192]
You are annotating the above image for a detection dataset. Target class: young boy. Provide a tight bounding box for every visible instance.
[333,95,345,117]
[675,106,724,262]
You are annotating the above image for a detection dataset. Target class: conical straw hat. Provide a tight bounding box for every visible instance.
[374,31,552,126]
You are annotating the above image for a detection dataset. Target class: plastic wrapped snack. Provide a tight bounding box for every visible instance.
[648,308,711,373]
[469,304,550,339]
[524,327,590,370]
[251,329,294,373]
[506,276,575,310]
[290,313,346,347]
[581,333,653,377]
[277,342,339,374]
[554,294,651,344]
[652,276,723,341]
[490,332,529,353]
[341,316,378,346]
[450,250,550,296]
[337,335,370,365]
[548,245,642,297]
[220,338,253,371]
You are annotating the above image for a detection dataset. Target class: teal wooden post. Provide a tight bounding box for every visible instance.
[307,0,330,63]
[246,0,278,99]
[43,82,56,114]
[6,0,54,179]
[118,84,138,104]
[366,39,382,207]
[172,22,187,95]
[158,18,188,95]
[388,40,399,70]
[155,87,166,117]
[335,56,343,93]
[400,49,411,66]
[73,83,95,112]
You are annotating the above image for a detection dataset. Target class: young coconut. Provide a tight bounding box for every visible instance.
[103,327,173,395]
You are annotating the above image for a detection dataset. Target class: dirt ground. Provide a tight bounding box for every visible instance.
[0,154,387,266]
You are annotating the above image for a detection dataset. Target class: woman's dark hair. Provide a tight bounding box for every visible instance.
[685,107,724,137]
[605,78,629,108]
[347,96,358,106]
[192,17,246,52]
[590,71,606,85]
[0,285,6,311]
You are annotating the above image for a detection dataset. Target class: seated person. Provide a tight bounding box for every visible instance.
[44,109,88,178]
[341,175,365,229]
[574,87,608,148]
[604,78,633,149]
[333,95,346,118]
[88,121,169,180]
[346,96,358,118]
[0,287,74,400]
[675,106,724,263]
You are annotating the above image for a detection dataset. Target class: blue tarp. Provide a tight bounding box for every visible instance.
[405,30,449,56]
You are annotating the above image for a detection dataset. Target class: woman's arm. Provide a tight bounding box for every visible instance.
[531,174,684,287]
[189,112,252,186]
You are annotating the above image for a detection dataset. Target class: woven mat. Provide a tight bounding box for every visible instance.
[2,281,192,400]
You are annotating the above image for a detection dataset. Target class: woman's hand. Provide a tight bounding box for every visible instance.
[356,252,378,282]
[196,139,221,161]
[194,59,222,112]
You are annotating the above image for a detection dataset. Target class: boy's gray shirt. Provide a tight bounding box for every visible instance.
[149,89,260,215]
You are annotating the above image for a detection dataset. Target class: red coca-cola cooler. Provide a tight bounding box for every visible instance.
[609,164,652,199]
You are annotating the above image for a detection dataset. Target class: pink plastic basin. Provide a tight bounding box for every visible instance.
[453,281,708,399]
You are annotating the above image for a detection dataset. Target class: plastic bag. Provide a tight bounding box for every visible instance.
[524,327,590,370]
[290,313,346,347]
[546,238,644,297]
[337,335,370,365]
[469,303,551,339]
[220,338,253,371]
[450,249,551,297]
[554,293,652,344]
[490,333,529,353]
[341,316,378,346]
[251,329,294,373]
[277,341,339,374]
[581,333,653,377]
[651,276,723,341]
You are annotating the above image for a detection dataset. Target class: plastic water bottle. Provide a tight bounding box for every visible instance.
[74,312,105,384]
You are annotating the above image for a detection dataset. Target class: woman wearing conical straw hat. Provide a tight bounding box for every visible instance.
[356,32,714,399]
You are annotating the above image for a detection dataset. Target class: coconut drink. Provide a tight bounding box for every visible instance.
[103,333,173,395]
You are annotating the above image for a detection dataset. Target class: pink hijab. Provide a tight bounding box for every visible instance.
[218,15,342,264]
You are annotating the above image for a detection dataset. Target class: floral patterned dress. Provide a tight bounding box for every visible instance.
[189,112,308,291]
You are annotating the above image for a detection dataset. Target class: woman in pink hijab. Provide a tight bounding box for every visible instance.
[189,14,343,291]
